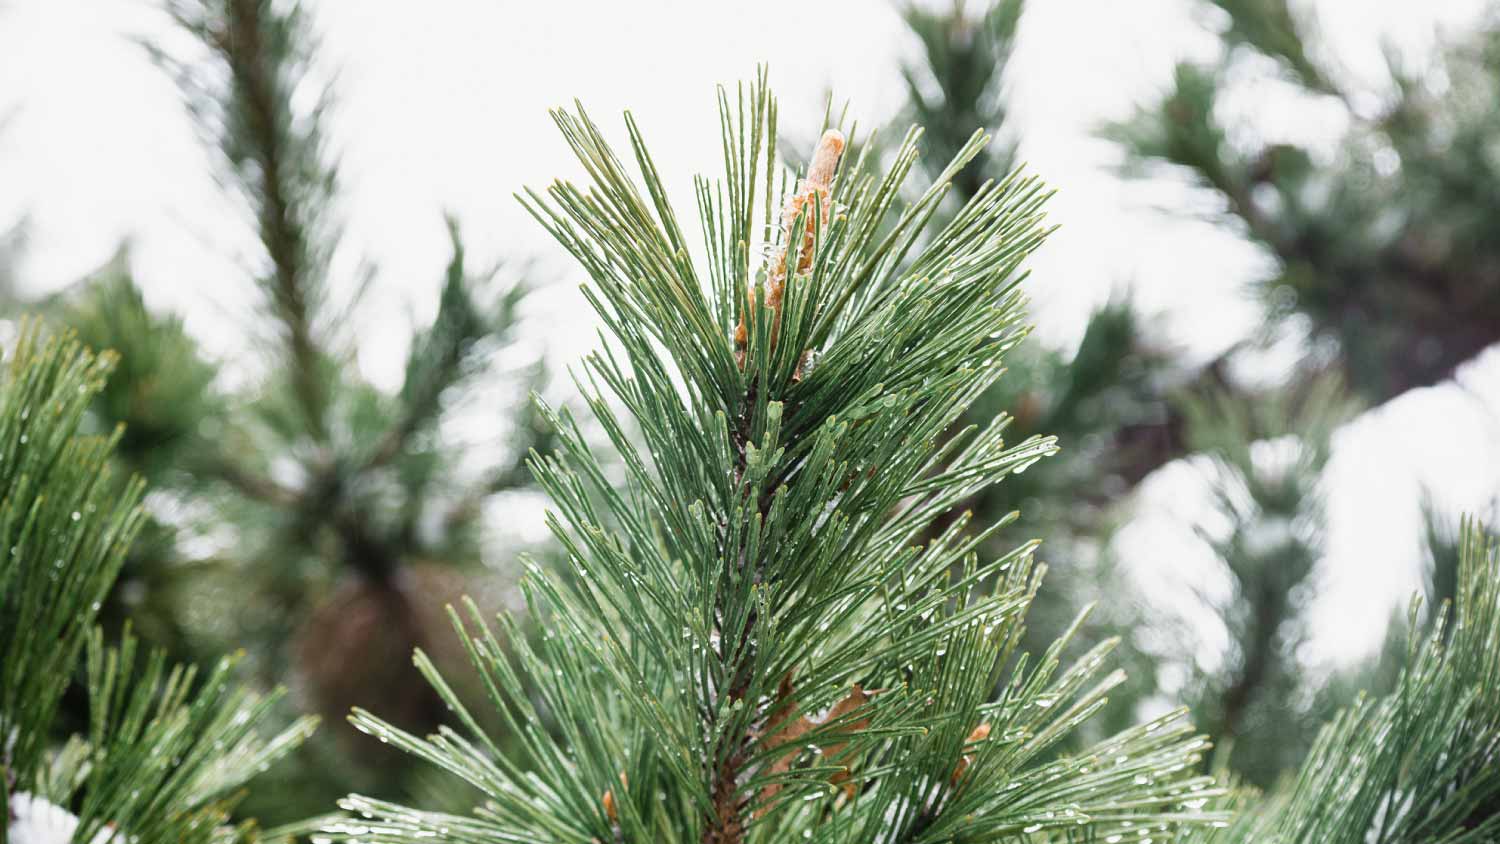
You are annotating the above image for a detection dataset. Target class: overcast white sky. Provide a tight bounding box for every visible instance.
[2,0,1497,670]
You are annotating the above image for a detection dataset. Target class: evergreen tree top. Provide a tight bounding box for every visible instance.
[333,70,1227,844]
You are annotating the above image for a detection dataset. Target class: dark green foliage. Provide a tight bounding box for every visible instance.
[155,0,341,441]
[57,254,220,483]
[978,298,1175,544]
[1103,0,1500,785]
[1416,499,1495,629]
[0,323,311,843]
[0,325,143,779]
[42,257,227,658]
[884,0,1182,748]
[134,0,546,627]
[882,0,1500,792]
[18,628,318,844]
[2,0,1496,837]
[965,298,1176,745]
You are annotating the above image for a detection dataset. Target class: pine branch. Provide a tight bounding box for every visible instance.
[363,218,514,473]
[0,321,313,842]
[156,0,340,442]
[47,256,221,482]
[154,2,542,538]
[0,0,558,817]
[890,0,1203,538]
[900,0,1024,201]
[193,453,300,506]
[330,70,1229,844]
[707,127,849,843]
[1181,520,1500,843]
[0,324,144,778]
[1177,376,1356,783]
[1206,0,1342,98]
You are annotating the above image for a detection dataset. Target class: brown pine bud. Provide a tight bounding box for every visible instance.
[602,771,628,824]
[951,722,992,784]
[806,129,846,189]
[734,129,845,371]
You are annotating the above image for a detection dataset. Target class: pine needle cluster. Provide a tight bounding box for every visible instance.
[0,324,314,843]
[329,72,1229,844]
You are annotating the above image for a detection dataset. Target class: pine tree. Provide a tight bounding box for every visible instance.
[0,323,315,843]
[2,0,551,816]
[899,0,1023,203]
[326,71,1227,844]
[887,3,1358,778]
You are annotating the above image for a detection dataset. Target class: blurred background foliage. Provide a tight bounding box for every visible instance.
[1,0,1497,826]
[3,0,552,820]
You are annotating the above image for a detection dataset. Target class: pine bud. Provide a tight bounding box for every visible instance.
[951,722,992,784]
[602,771,628,825]
[734,129,846,370]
